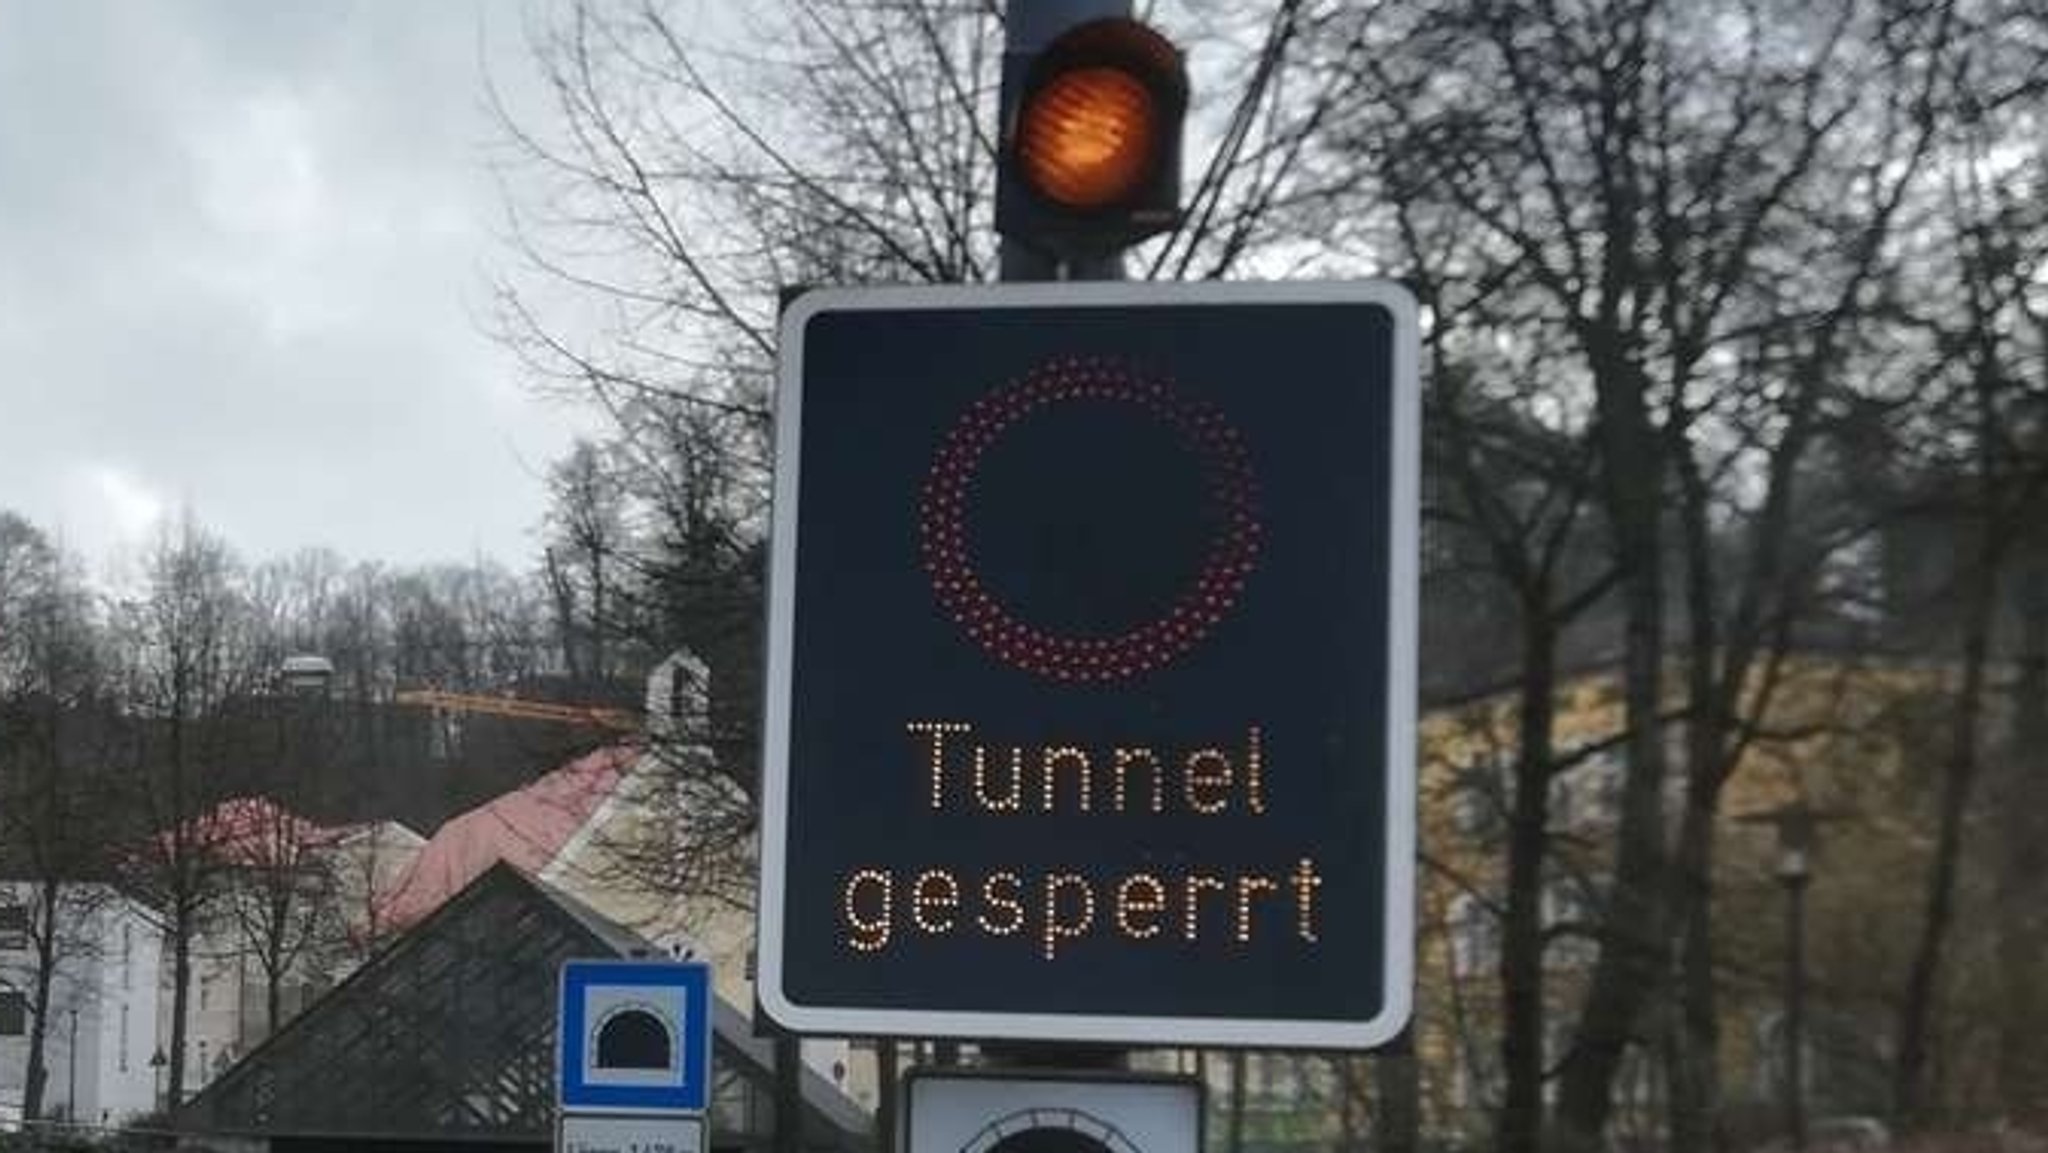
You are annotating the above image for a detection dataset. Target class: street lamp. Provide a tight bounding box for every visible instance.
[278,652,335,812]
[66,1008,78,1121]
[280,653,334,697]
[1778,824,1810,1153]
[1736,800,1842,1153]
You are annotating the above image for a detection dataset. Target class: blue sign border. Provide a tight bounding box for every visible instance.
[558,959,713,1114]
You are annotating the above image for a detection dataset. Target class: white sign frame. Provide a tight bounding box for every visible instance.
[757,279,1420,1049]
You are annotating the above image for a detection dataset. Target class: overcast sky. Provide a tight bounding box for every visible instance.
[0,1,599,575]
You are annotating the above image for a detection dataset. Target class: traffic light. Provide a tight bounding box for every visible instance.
[996,17,1188,261]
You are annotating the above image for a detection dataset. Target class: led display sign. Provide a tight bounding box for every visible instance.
[757,281,1418,1048]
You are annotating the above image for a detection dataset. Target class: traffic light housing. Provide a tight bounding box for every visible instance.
[996,17,1188,261]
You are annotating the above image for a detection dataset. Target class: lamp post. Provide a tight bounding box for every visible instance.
[1737,800,1840,1153]
[66,1007,78,1121]
[1778,827,1811,1153]
[279,654,335,696]
[279,650,334,823]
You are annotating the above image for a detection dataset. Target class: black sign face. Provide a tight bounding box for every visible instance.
[757,282,1417,1049]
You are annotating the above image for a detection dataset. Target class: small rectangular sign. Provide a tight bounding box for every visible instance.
[559,1112,706,1153]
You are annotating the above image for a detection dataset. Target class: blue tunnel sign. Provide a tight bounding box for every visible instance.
[558,960,713,1114]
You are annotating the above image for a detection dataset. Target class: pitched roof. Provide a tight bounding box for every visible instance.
[374,745,636,930]
[179,862,869,1152]
[172,796,338,867]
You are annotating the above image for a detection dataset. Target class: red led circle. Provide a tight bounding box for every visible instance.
[919,356,1261,683]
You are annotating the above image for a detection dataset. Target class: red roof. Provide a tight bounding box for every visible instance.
[165,796,337,869]
[375,745,636,930]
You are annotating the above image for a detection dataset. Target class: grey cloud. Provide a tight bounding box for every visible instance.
[0,0,587,570]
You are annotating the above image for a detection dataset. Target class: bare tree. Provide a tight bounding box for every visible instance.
[1888,90,2048,1120]
[1399,194,1615,1150]
[542,439,633,687]
[214,796,346,1040]
[112,512,264,1107]
[1996,526,2048,1118]
[488,0,1346,927]
[0,513,121,1121]
[1320,0,1969,1145]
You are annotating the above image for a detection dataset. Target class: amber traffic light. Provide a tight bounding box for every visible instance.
[998,17,1187,258]
[1016,66,1159,210]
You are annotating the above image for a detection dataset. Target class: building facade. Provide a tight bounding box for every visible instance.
[169,809,426,1092]
[0,882,163,1128]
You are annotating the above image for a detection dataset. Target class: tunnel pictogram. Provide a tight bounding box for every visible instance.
[594,1008,672,1070]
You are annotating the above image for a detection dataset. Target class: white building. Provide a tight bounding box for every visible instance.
[0,882,163,1129]
[167,808,426,1091]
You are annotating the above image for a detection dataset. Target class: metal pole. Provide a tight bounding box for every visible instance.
[774,1033,803,1153]
[67,1008,77,1120]
[977,0,1136,1081]
[959,0,1149,1080]
[876,1040,900,1153]
[1226,1051,1247,1153]
[979,0,1136,1076]
[1785,874,1808,1153]
[997,0,1132,284]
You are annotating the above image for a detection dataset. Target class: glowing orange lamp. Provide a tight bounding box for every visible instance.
[1017,66,1160,211]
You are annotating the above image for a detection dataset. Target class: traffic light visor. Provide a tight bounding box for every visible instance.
[1012,18,1185,214]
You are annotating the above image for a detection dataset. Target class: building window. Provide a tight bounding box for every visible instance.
[122,924,134,990]
[119,1005,130,1071]
[1543,878,1600,969]
[1548,774,1577,830]
[1590,751,1626,823]
[1451,758,1506,838]
[1447,893,1500,978]
[0,989,26,1036]
[0,903,27,950]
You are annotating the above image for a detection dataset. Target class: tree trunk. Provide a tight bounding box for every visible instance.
[1995,537,2048,1117]
[1338,1057,1363,1153]
[544,548,582,683]
[166,691,194,1110]
[1227,1051,1248,1153]
[590,550,606,683]
[22,878,59,1120]
[1668,803,1722,1153]
[1894,522,2000,1121]
[1671,500,1729,1153]
[1497,612,1557,1153]
[1374,1048,1421,1153]
[167,901,194,1107]
[1558,354,1671,1153]
[267,959,283,1039]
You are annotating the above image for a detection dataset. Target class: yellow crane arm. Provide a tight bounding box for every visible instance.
[392,689,640,732]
